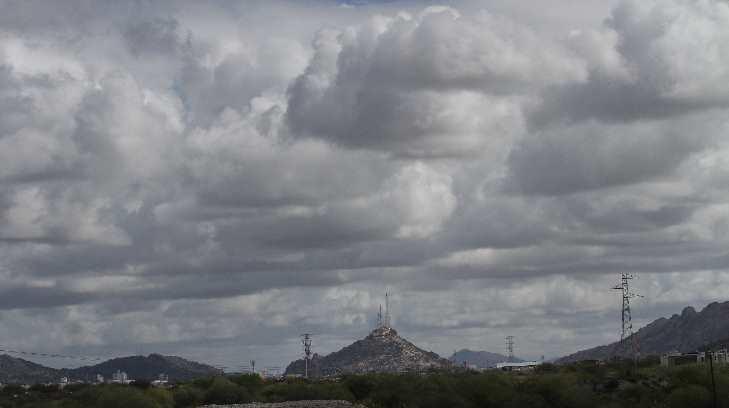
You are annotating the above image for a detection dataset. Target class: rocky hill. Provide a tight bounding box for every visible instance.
[285,326,451,377]
[0,353,221,384]
[64,353,222,382]
[558,301,729,363]
[0,355,61,384]
[449,349,522,368]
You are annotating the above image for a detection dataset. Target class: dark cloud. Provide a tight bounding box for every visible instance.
[506,114,720,195]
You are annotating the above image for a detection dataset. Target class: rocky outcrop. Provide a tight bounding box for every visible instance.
[557,301,729,363]
[285,326,451,377]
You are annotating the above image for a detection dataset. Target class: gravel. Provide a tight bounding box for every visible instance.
[200,401,366,408]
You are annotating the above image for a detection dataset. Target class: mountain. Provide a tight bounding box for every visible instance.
[0,355,61,384]
[449,349,522,368]
[557,301,729,363]
[64,354,222,382]
[285,326,451,377]
[0,353,221,384]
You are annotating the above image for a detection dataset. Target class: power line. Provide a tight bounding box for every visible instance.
[0,345,109,362]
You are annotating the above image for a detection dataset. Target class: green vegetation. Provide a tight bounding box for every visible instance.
[1,361,728,407]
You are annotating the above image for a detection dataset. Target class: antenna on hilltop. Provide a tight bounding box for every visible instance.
[505,336,515,362]
[300,333,313,379]
[384,291,391,328]
[612,273,643,364]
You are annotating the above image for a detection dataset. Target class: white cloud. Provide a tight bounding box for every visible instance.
[1,0,729,371]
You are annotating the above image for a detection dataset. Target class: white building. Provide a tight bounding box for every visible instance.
[111,370,131,384]
[661,349,729,367]
[496,361,541,371]
[151,373,169,387]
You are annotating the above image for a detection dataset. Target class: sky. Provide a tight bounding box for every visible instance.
[1,0,729,371]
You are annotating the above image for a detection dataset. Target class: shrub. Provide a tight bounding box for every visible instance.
[172,385,204,408]
[203,376,252,405]
[667,385,711,408]
[93,385,161,408]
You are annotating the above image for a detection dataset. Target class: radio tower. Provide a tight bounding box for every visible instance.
[505,336,515,362]
[301,333,313,379]
[377,304,383,328]
[612,273,642,362]
[384,291,391,328]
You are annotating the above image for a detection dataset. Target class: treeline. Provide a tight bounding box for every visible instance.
[1,360,728,407]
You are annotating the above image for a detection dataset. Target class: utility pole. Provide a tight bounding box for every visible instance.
[505,336,515,362]
[708,350,718,408]
[301,334,313,379]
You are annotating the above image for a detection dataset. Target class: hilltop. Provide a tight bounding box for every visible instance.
[285,326,451,376]
[558,301,729,363]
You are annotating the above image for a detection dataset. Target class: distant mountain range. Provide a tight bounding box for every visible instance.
[0,353,222,384]
[449,349,522,368]
[0,355,60,384]
[285,326,451,376]
[558,301,729,363]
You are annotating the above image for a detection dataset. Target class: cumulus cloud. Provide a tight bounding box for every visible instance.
[286,7,573,157]
[532,0,729,125]
[1,0,729,370]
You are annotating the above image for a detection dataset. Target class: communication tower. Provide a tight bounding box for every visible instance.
[384,291,391,327]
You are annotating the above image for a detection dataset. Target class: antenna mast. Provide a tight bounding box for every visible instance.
[377,304,383,328]
[384,291,391,328]
[301,333,313,379]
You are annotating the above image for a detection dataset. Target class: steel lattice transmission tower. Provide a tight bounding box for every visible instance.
[505,336,515,362]
[301,333,313,379]
[612,273,642,361]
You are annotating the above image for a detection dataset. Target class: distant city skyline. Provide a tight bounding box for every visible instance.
[1,0,729,370]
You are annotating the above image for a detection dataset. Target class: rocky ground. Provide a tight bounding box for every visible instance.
[200,401,365,408]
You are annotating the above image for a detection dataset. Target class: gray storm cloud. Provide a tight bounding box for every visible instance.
[0,0,729,368]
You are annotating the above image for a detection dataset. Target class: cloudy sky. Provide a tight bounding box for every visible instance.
[2,0,729,370]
